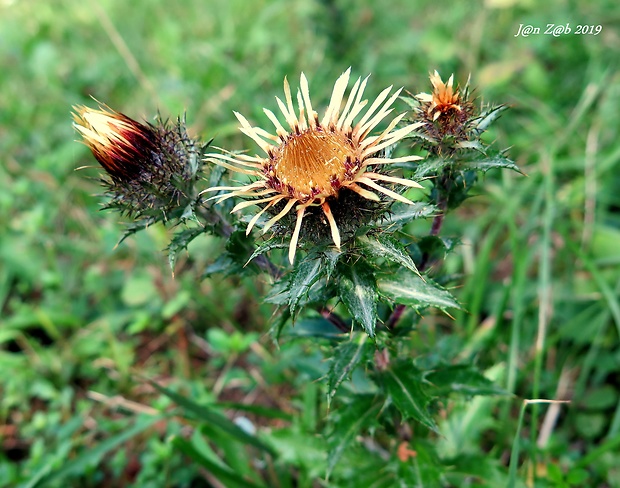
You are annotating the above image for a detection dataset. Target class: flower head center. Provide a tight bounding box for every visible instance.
[271,129,357,199]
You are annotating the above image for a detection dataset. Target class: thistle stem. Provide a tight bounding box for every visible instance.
[320,307,350,333]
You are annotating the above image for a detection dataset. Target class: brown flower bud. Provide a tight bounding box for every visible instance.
[73,103,203,221]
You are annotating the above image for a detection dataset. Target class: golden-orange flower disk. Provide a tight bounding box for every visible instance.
[204,68,424,264]
[417,70,462,121]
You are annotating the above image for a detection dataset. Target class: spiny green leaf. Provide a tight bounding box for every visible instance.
[379,202,437,230]
[327,333,369,406]
[472,104,508,134]
[246,240,288,266]
[377,268,460,311]
[207,159,227,188]
[337,259,379,337]
[357,234,420,276]
[399,95,419,110]
[288,255,325,317]
[459,153,521,174]
[167,225,207,271]
[456,140,485,152]
[204,230,258,277]
[414,158,452,178]
[277,249,341,317]
[381,362,438,432]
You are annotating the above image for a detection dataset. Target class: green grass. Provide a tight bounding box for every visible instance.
[1,0,620,486]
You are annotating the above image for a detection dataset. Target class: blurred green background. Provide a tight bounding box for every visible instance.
[1,0,619,486]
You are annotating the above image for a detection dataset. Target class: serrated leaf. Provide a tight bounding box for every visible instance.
[358,234,420,276]
[399,95,419,110]
[288,255,325,317]
[116,216,157,245]
[204,230,258,278]
[246,240,288,266]
[264,280,291,306]
[180,203,200,223]
[379,202,437,230]
[456,140,485,152]
[207,158,227,188]
[327,333,369,406]
[337,260,378,337]
[377,268,460,311]
[459,154,521,174]
[414,158,451,178]
[167,225,206,271]
[281,249,341,317]
[472,104,508,134]
[381,362,438,432]
[425,365,508,397]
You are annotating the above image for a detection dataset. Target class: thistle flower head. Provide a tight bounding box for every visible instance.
[73,103,203,221]
[416,70,462,121]
[204,68,423,264]
[410,70,478,154]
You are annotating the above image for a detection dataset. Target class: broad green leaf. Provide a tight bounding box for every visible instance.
[148,380,276,455]
[173,436,266,488]
[199,422,256,479]
[327,333,369,406]
[377,268,460,311]
[425,365,508,397]
[581,385,618,410]
[381,362,438,432]
[337,260,379,337]
[357,234,420,276]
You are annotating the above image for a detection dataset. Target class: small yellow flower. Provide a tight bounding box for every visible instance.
[72,104,158,181]
[417,70,462,121]
[204,68,423,264]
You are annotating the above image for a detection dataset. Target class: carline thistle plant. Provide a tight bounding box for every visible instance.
[70,68,522,487]
[73,68,516,339]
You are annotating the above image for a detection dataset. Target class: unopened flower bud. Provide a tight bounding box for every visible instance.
[73,103,204,221]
